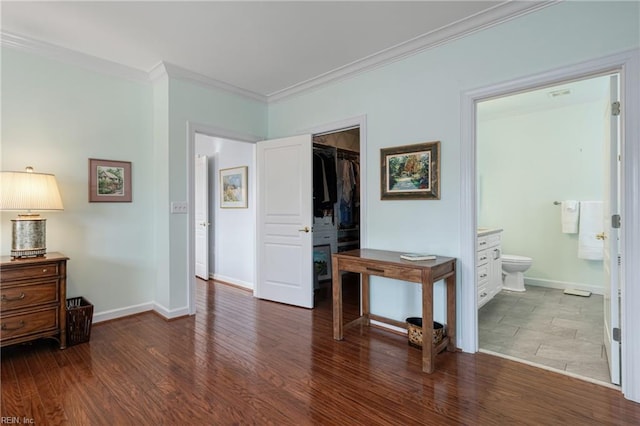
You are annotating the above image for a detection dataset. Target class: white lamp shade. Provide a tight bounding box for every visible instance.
[0,170,64,211]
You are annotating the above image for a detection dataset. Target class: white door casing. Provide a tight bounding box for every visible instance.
[603,74,621,385]
[256,134,314,308]
[461,49,640,403]
[195,154,210,280]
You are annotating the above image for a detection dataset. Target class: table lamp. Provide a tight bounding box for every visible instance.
[0,166,64,259]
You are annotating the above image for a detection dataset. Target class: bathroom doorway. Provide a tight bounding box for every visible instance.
[475,73,621,385]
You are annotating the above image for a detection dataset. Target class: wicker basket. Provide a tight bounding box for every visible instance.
[66,297,94,346]
[406,317,445,348]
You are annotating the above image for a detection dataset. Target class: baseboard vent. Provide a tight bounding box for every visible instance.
[563,289,592,297]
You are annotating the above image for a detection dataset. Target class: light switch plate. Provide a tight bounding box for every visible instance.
[170,201,188,214]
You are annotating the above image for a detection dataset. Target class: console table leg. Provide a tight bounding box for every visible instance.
[361,273,370,325]
[421,271,434,373]
[332,257,343,340]
[446,271,457,352]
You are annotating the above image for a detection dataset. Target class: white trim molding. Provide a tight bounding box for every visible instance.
[212,274,254,291]
[2,1,558,104]
[267,1,558,102]
[152,303,191,320]
[0,31,149,83]
[461,48,640,403]
[150,61,267,103]
[524,277,604,296]
[92,302,154,324]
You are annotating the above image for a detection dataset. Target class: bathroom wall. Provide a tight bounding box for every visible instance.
[477,81,608,292]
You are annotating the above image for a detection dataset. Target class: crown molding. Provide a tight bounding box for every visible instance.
[0,31,150,83]
[267,0,560,103]
[157,62,267,103]
[1,1,559,104]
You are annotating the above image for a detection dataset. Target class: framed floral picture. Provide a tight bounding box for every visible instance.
[88,158,132,202]
[220,166,248,208]
[380,141,440,200]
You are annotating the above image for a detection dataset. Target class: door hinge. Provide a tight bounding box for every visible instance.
[613,327,621,343]
[612,214,621,229]
[612,101,621,116]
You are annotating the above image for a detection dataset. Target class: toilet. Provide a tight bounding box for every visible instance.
[501,254,533,292]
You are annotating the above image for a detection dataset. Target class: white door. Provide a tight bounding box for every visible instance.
[195,155,210,280]
[256,134,313,308]
[603,74,621,385]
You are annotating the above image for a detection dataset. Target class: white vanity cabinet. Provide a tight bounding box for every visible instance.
[477,229,502,309]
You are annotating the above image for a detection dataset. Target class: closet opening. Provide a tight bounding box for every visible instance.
[312,127,360,309]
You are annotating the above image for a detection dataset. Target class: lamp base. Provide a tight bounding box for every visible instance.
[11,247,47,259]
[11,215,47,259]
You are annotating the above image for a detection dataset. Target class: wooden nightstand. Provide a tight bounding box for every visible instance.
[1,252,68,349]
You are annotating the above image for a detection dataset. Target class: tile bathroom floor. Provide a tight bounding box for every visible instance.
[478,285,612,384]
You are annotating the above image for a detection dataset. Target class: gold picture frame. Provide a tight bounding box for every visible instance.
[380,141,440,200]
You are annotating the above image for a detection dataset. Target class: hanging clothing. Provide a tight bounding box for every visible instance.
[313,150,337,216]
[340,159,355,203]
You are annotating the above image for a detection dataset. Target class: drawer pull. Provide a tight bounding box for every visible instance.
[1,321,25,331]
[366,267,385,273]
[480,292,487,298]
[43,268,48,273]
[480,273,487,279]
[1,292,26,302]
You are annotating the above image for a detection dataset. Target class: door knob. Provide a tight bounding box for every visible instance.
[596,232,606,240]
[298,226,310,233]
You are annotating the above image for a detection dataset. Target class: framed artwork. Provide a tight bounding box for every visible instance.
[220,166,248,208]
[88,158,132,202]
[380,141,440,200]
[313,244,332,281]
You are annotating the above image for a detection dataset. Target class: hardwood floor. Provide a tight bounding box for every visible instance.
[2,278,638,425]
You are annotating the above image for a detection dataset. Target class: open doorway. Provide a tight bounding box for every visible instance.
[311,128,361,307]
[475,73,621,385]
[194,132,256,289]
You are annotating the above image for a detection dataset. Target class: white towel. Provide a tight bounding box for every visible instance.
[578,201,604,260]
[561,200,579,234]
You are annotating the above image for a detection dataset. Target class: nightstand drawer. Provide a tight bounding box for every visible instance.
[0,263,60,281]
[0,306,59,340]
[1,280,59,311]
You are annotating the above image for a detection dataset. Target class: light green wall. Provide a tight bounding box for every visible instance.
[268,1,640,322]
[1,48,156,314]
[152,74,171,310]
[478,98,607,290]
[1,1,638,322]
[162,77,266,310]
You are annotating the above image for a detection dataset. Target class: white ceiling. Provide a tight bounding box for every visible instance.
[478,75,612,121]
[1,1,553,99]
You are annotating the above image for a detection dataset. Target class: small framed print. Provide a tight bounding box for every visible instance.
[380,141,440,200]
[220,166,248,208]
[88,158,132,202]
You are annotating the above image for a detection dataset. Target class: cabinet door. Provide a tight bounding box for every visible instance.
[490,247,502,296]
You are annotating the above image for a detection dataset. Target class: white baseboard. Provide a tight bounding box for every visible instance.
[524,277,604,296]
[92,302,154,324]
[370,319,407,335]
[92,301,191,324]
[212,273,254,291]
[153,302,191,320]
